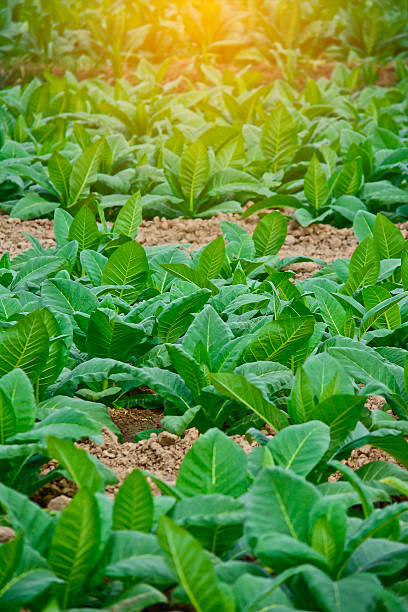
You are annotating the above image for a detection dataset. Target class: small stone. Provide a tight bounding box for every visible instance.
[0,526,15,542]
[47,495,71,512]
[158,431,178,446]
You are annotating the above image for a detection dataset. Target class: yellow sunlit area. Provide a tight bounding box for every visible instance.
[1,1,408,611]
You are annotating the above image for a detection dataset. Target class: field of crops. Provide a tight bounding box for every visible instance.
[1,0,408,610]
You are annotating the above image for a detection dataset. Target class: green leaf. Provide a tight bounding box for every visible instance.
[373,213,404,260]
[0,387,15,444]
[331,158,362,198]
[80,249,107,286]
[157,290,211,343]
[46,436,104,493]
[157,516,231,612]
[113,469,153,532]
[245,466,320,546]
[11,194,58,220]
[113,192,142,239]
[102,241,149,303]
[0,369,35,434]
[41,278,98,315]
[302,567,381,612]
[211,373,289,431]
[304,154,330,211]
[160,263,218,295]
[0,533,23,591]
[198,236,225,279]
[49,489,101,608]
[0,310,49,384]
[12,256,67,289]
[309,497,347,568]
[49,152,71,205]
[359,290,406,338]
[68,206,100,252]
[86,311,145,360]
[402,248,408,290]
[177,428,247,497]
[267,421,330,476]
[342,236,380,296]
[54,208,74,247]
[179,141,210,214]
[69,139,103,204]
[313,395,366,454]
[260,103,297,171]
[252,211,288,257]
[245,315,315,369]
[183,304,233,368]
[166,344,207,397]
[0,483,54,552]
[288,366,316,424]
[353,210,376,243]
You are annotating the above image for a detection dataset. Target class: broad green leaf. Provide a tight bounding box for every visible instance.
[373,213,404,260]
[69,139,103,204]
[353,210,376,243]
[342,237,380,295]
[0,387,15,444]
[313,287,347,335]
[113,469,153,532]
[12,256,67,289]
[160,263,218,294]
[198,236,225,279]
[46,436,103,493]
[302,567,381,612]
[179,141,210,214]
[68,207,100,252]
[36,309,67,399]
[252,211,288,257]
[0,533,23,591]
[267,421,330,476]
[41,278,98,315]
[245,315,315,369]
[11,194,58,220]
[304,154,330,211]
[157,516,231,612]
[288,366,316,424]
[245,466,320,545]
[0,369,35,434]
[313,395,365,453]
[177,428,247,497]
[260,103,297,171]
[166,344,207,397]
[102,241,149,302]
[54,208,74,247]
[132,367,193,413]
[309,497,347,568]
[49,489,101,608]
[113,192,142,239]
[0,310,49,384]
[80,249,107,286]
[211,373,289,431]
[86,311,145,360]
[183,304,233,368]
[157,290,211,343]
[0,483,54,552]
[359,290,405,338]
[49,152,71,205]
[331,158,362,198]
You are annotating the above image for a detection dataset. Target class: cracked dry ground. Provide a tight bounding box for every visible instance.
[1,212,406,509]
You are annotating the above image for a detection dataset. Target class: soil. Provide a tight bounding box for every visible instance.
[1,213,406,507]
[1,210,360,262]
[1,57,399,91]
